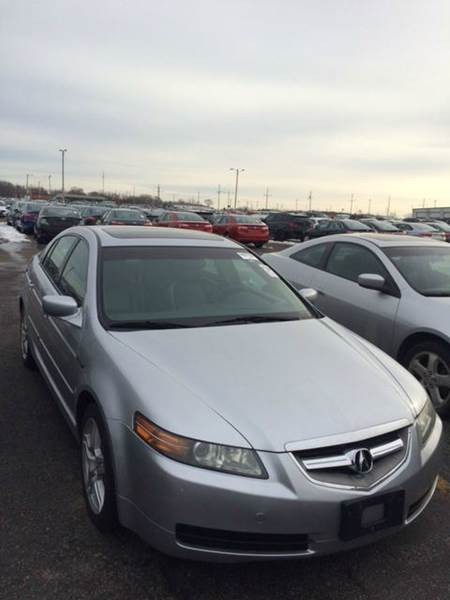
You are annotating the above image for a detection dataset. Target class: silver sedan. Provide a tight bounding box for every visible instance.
[264,233,450,416]
[20,226,442,561]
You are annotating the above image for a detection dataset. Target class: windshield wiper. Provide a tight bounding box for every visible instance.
[204,315,301,327]
[422,292,450,297]
[109,320,190,330]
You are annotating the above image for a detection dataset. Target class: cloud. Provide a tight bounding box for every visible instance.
[2,0,450,212]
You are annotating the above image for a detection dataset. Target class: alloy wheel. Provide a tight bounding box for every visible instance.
[81,418,106,515]
[409,351,450,409]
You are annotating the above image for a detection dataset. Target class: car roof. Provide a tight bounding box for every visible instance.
[302,232,445,248]
[90,225,238,248]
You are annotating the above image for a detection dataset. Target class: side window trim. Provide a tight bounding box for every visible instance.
[59,239,89,305]
[291,242,333,271]
[40,235,80,291]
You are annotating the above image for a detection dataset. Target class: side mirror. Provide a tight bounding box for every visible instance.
[299,288,319,303]
[43,295,78,318]
[358,273,386,291]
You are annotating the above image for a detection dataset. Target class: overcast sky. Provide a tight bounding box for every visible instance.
[2,0,450,214]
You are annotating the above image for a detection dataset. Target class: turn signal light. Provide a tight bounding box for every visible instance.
[134,413,190,458]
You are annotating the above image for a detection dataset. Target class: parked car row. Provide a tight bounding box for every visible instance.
[246,212,450,243]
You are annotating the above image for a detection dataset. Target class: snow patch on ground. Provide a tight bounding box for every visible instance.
[0,224,30,243]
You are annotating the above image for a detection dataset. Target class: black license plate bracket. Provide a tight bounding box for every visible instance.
[339,490,405,541]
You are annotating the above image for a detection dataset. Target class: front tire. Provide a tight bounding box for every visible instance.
[20,311,36,369]
[80,404,118,531]
[403,340,450,418]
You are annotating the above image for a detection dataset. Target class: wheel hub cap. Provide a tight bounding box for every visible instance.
[81,418,106,514]
[409,351,450,408]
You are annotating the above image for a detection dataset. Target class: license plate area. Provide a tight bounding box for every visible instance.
[339,490,405,541]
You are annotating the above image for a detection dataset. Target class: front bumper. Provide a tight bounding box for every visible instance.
[109,417,443,562]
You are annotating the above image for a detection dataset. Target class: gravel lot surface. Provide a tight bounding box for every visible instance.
[1,231,449,600]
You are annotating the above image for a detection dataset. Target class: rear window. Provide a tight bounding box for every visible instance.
[234,215,264,224]
[41,207,81,217]
[343,220,371,231]
[111,210,145,221]
[24,202,45,212]
[366,220,399,232]
[175,212,206,222]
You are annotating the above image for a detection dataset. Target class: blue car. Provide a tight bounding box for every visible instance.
[16,202,48,234]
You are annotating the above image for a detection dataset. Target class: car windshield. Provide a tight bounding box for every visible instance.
[41,207,81,217]
[110,210,145,221]
[342,220,371,231]
[384,246,450,296]
[101,246,313,328]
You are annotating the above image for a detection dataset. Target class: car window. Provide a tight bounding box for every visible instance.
[326,243,389,283]
[291,244,330,268]
[326,221,341,231]
[384,246,450,296]
[317,220,330,230]
[59,240,89,304]
[42,236,78,284]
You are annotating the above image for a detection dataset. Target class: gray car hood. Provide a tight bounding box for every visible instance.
[111,318,418,452]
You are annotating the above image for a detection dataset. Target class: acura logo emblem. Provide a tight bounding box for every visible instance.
[352,448,373,474]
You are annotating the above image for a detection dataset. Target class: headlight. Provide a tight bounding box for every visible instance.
[416,399,436,446]
[134,413,267,478]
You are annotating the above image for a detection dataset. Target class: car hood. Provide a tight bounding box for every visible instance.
[110,318,418,452]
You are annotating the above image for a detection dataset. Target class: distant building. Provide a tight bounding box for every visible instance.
[412,206,450,220]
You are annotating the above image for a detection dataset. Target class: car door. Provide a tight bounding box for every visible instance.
[312,241,401,354]
[279,242,332,289]
[28,235,79,383]
[29,235,88,411]
[43,237,89,413]
[213,215,229,236]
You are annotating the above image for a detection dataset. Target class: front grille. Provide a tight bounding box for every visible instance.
[176,524,309,553]
[293,427,409,489]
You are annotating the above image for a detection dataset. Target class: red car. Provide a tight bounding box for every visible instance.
[156,211,213,232]
[212,214,269,247]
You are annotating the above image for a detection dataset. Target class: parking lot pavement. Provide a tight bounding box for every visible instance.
[1,233,449,600]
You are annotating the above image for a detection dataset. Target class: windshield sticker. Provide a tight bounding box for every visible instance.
[237,252,258,261]
[259,264,279,278]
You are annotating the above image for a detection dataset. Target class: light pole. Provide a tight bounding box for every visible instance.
[59,148,67,201]
[26,174,33,196]
[48,175,52,195]
[264,187,271,210]
[217,184,222,210]
[230,168,245,209]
